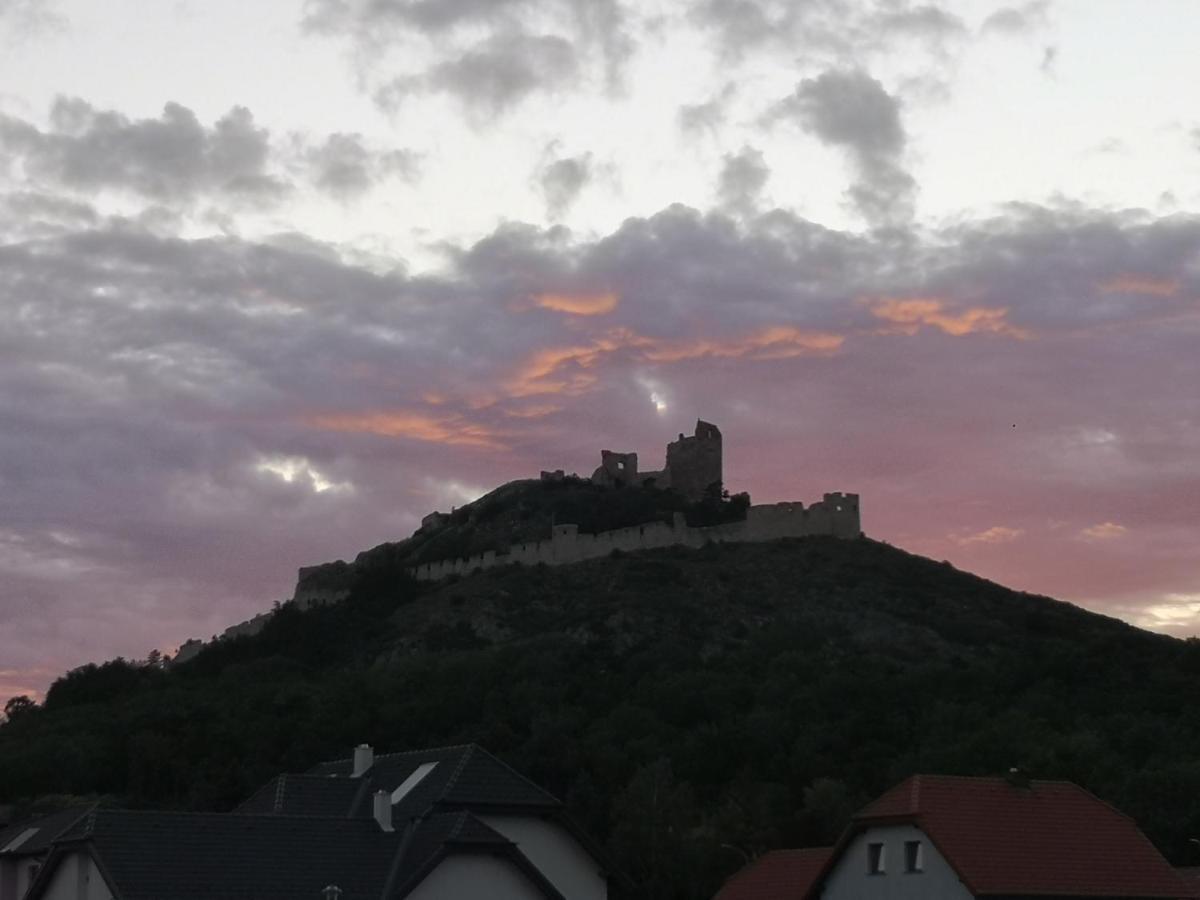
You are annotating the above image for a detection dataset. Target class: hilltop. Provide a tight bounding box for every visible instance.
[3,533,1199,899]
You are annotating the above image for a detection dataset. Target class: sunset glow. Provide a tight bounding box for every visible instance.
[2,0,1198,698]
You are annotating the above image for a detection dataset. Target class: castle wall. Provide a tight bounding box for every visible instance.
[409,494,861,582]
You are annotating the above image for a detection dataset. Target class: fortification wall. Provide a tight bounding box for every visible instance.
[410,493,861,582]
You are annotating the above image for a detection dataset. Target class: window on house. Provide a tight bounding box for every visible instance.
[867,842,885,874]
[905,840,924,873]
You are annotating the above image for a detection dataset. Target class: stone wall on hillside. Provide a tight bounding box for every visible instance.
[171,492,861,665]
[410,492,861,582]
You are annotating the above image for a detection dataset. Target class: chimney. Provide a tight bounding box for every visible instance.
[352,743,373,777]
[372,790,394,832]
[1004,767,1030,788]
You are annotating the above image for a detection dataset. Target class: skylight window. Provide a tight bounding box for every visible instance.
[391,762,438,804]
[1,828,38,853]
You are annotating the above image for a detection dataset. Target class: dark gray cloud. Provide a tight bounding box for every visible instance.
[0,98,285,202]
[380,32,578,117]
[878,4,966,52]
[305,0,633,115]
[537,151,592,219]
[678,83,737,139]
[0,0,63,34]
[305,133,419,199]
[981,0,1051,35]
[2,198,1199,699]
[716,146,769,217]
[689,0,966,62]
[771,69,915,226]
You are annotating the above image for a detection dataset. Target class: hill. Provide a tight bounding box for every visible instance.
[3,534,1199,899]
[290,475,748,604]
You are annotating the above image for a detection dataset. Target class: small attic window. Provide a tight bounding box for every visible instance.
[391,761,438,804]
[867,842,885,874]
[904,840,924,873]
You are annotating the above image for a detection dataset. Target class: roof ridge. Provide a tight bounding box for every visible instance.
[904,773,1081,786]
[80,808,382,823]
[447,811,468,841]
[273,773,287,814]
[323,743,476,766]
[440,745,475,799]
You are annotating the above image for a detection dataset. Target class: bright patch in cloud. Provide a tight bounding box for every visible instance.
[952,525,1024,546]
[1098,275,1180,297]
[1080,521,1128,540]
[869,298,1030,338]
[306,411,505,449]
[422,477,487,511]
[532,292,619,316]
[255,455,352,493]
[1135,594,1200,633]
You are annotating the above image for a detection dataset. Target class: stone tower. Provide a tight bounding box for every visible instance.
[665,420,723,501]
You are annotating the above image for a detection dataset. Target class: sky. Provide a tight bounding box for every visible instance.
[1,0,1198,701]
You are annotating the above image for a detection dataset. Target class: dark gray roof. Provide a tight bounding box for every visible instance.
[0,806,93,857]
[301,744,562,820]
[234,773,366,817]
[35,808,558,900]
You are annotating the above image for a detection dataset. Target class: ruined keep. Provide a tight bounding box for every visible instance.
[591,419,723,501]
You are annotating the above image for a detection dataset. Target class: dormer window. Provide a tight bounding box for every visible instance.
[905,840,924,873]
[867,842,885,874]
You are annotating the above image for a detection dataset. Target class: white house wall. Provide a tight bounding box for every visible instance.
[34,852,112,900]
[820,825,972,900]
[404,853,547,900]
[479,815,606,900]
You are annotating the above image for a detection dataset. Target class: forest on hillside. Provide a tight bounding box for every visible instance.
[3,536,1200,900]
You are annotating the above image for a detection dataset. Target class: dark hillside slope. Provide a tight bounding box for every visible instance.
[2,536,1199,899]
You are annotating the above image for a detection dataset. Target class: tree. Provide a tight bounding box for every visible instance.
[3,695,37,723]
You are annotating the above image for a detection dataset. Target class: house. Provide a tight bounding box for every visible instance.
[715,774,1197,900]
[1177,868,1200,898]
[0,807,92,900]
[24,743,610,900]
[714,848,831,900]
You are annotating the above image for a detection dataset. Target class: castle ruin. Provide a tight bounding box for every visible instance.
[175,419,861,661]
[407,418,861,582]
[590,419,723,501]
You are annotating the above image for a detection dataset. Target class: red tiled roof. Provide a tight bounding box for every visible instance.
[1176,867,1200,898]
[715,848,831,900]
[852,775,1188,897]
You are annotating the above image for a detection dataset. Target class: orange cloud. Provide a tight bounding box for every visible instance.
[505,403,562,419]
[870,297,1030,338]
[1080,521,1128,540]
[1098,275,1180,297]
[643,326,845,363]
[506,325,845,397]
[532,291,620,316]
[952,526,1024,546]
[305,411,505,449]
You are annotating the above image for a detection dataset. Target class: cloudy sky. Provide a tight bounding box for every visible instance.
[2,0,1198,700]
